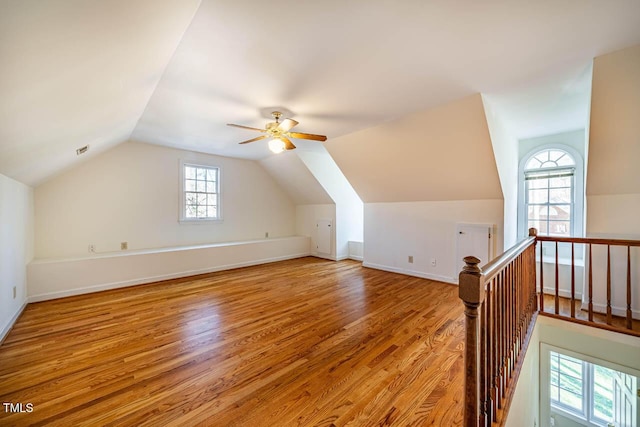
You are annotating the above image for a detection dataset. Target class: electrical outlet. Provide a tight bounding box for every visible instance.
[408,256,413,263]
[431,258,437,267]
[13,286,16,299]
[88,244,96,253]
[121,242,128,250]
[265,232,269,238]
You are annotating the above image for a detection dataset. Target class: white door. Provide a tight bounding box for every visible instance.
[456,224,492,273]
[316,219,332,255]
[613,370,637,427]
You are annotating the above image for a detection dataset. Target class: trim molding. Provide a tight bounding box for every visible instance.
[362,262,456,285]
[541,287,583,300]
[0,300,27,344]
[580,301,640,320]
[28,252,310,303]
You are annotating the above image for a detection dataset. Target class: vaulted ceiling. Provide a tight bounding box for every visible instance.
[2,0,640,186]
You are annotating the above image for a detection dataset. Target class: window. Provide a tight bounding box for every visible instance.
[181,163,220,221]
[545,347,638,427]
[523,149,575,237]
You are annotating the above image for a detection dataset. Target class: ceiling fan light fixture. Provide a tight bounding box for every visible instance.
[228,111,326,151]
[268,138,286,154]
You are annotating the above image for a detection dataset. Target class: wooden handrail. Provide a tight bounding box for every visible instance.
[480,234,536,283]
[536,235,640,246]
[459,229,640,426]
[459,228,538,427]
[537,234,638,332]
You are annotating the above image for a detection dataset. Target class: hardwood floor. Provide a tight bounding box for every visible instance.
[541,294,640,333]
[0,258,465,426]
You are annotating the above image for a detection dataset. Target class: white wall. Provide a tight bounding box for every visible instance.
[505,315,640,427]
[483,95,519,249]
[504,320,540,427]
[296,149,363,260]
[34,141,297,259]
[584,46,640,319]
[28,236,310,301]
[519,129,587,163]
[259,152,333,205]
[363,200,503,283]
[0,173,33,341]
[295,204,336,259]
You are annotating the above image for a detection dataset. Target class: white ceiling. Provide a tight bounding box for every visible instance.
[2,0,640,186]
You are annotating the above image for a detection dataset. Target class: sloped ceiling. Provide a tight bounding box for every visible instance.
[325,94,502,203]
[0,0,201,185]
[259,152,333,205]
[1,1,640,187]
[587,45,640,196]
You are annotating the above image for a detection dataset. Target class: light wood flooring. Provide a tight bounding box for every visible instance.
[0,258,465,426]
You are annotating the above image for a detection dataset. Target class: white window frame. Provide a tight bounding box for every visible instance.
[179,161,222,223]
[541,343,640,427]
[524,165,575,237]
[518,144,584,240]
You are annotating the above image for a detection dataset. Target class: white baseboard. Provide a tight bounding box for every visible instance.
[349,255,363,261]
[580,301,640,320]
[542,287,583,300]
[362,262,456,285]
[28,252,310,303]
[0,300,27,344]
[312,253,337,261]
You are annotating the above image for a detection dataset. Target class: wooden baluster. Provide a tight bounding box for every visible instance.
[487,278,495,423]
[509,263,514,376]
[479,295,487,427]
[626,246,632,330]
[539,241,544,313]
[517,255,522,354]
[499,269,506,406]
[532,246,537,311]
[530,228,538,314]
[459,256,483,427]
[589,243,593,322]
[516,255,522,349]
[555,241,559,315]
[507,264,513,379]
[607,245,612,325]
[504,265,510,385]
[571,242,575,318]
[515,257,520,358]
[492,276,502,421]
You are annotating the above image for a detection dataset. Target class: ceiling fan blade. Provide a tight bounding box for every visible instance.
[280,136,296,150]
[227,123,266,132]
[278,118,298,132]
[288,132,327,141]
[239,135,268,144]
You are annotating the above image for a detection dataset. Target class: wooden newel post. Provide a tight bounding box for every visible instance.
[459,255,483,427]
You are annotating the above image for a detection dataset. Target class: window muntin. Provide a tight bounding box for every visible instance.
[182,164,220,221]
[550,351,585,413]
[524,149,575,237]
[548,349,637,427]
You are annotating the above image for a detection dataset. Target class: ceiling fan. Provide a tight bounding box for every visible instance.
[227,111,327,153]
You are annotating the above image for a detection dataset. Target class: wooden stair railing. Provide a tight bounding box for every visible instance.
[459,229,640,426]
[536,235,640,335]
[459,228,538,427]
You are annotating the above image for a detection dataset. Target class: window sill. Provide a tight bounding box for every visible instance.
[179,218,223,225]
[536,255,585,267]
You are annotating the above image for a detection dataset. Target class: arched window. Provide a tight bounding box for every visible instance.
[523,149,575,237]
